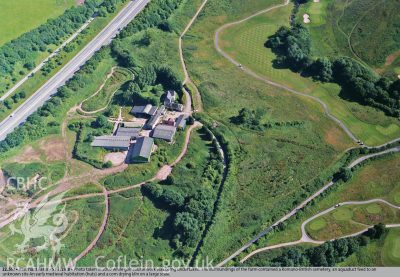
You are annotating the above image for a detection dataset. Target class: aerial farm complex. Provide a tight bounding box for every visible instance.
[0,0,400,273]
[91,90,188,163]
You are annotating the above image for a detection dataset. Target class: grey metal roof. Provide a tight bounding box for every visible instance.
[91,136,131,148]
[176,115,187,129]
[123,122,143,128]
[152,125,177,141]
[116,127,141,138]
[131,136,154,159]
[145,105,166,129]
[131,104,157,116]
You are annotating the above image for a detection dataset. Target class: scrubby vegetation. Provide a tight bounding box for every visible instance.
[231,107,304,131]
[266,23,400,117]
[68,116,113,169]
[141,128,224,257]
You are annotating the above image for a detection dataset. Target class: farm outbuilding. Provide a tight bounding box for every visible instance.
[176,114,187,130]
[129,136,154,163]
[151,125,177,142]
[91,136,131,151]
[131,104,158,117]
[115,127,141,139]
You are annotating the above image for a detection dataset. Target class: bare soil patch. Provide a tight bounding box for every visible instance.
[39,137,66,162]
[104,152,127,166]
[385,51,400,66]
[0,169,6,187]
[12,146,42,163]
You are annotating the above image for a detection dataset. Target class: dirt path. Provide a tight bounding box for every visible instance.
[216,144,400,266]
[345,0,384,67]
[0,120,201,231]
[68,185,109,268]
[179,0,208,112]
[240,198,400,263]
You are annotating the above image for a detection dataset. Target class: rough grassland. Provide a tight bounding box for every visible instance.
[0,0,76,46]
[263,153,400,247]
[297,0,400,70]
[81,67,133,112]
[184,0,354,264]
[78,129,217,266]
[219,1,400,146]
[0,196,104,266]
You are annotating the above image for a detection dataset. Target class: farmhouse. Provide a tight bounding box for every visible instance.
[131,104,158,117]
[91,136,131,151]
[176,114,187,130]
[164,90,177,106]
[151,124,177,142]
[164,90,184,112]
[144,105,166,130]
[115,127,141,139]
[130,136,154,163]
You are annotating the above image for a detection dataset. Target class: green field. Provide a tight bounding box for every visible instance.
[81,67,133,112]
[338,228,400,266]
[219,1,400,146]
[0,1,128,120]
[306,203,400,241]
[297,0,400,72]
[181,0,359,264]
[0,196,105,266]
[0,0,76,46]
[77,128,222,265]
[266,154,400,245]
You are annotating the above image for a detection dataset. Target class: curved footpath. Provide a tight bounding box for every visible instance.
[214,0,400,266]
[240,199,400,263]
[214,0,361,143]
[179,0,208,112]
[68,185,110,268]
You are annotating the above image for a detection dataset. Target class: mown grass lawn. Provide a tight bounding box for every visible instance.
[219,1,400,146]
[306,203,400,241]
[0,0,76,46]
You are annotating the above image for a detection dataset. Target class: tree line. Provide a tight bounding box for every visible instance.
[246,224,387,267]
[266,24,400,117]
[0,0,127,95]
[142,129,224,258]
[0,0,183,153]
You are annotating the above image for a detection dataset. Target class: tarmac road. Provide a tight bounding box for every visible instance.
[0,0,150,141]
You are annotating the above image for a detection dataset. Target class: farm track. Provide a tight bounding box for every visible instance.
[213,0,400,266]
[240,198,400,263]
[179,0,208,112]
[69,184,109,268]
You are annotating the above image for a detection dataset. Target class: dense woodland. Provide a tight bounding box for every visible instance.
[266,24,400,117]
